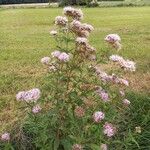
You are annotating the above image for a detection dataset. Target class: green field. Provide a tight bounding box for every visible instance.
[0,7,150,149]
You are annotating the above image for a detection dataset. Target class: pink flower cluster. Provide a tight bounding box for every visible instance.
[93,111,105,123]
[94,66,129,86]
[105,34,121,50]
[76,37,88,45]
[32,105,42,114]
[103,122,116,137]
[41,57,51,65]
[55,16,68,26]
[1,132,10,141]
[96,88,109,102]
[105,34,121,43]
[16,88,41,102]
[51,50,70,62]
[72,144,83,150]
[71,20,94,37]
[63,6,83,20]
[75,37,96,61]
[120,59,136,72]
[109,55,136,72]
[109,55,124,63]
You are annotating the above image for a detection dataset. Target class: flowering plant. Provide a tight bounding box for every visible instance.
[1,7,136,150]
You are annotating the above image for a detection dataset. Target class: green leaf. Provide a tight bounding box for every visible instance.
[54,138,60,150]
[61,139,72,150]
[90,144,100,150]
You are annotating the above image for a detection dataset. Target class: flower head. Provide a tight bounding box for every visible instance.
[93,111,105,123]
[100,91,109,102]
[135,126,141,133]
[120,59,136,72]
[58,52,70,62]
[103,122,116,137]
[50,30,57,36]
[119,78,129,86]
[123,99,131,106]
[32,105,42,114]
[41,57,51,65]
[64,7,83,20]
[109,55,124,62]
[1,132,10,141]
[82,23,94,32]
[16,88,41,102]
[105,34,121,43]
[51,50,61,58]
[55,16,68,26]
[76,37,88,45]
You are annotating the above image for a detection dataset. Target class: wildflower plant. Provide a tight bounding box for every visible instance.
[1,7,136,150]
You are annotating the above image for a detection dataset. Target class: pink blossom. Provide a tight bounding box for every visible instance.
[41,57,51,65]
[32,105,42,114]
[93,111,105,123]
[123,99,131,106]
[55,16,68,26]
[16,88,41,102]
[58,52,70,62]
[105,34,121,43]
[100,91,109,102]
[119,79,129,86]
[120,59,136,72]
[76,37,88,45]
[51,50,61,58]
[100,144,108,150]
[1,132,10,141]
[109,55,124,62]
[64,7,83,20]
[72,144,83,150]
[103,122,116,137]
[82,23,94,32]
[16,91,26,101]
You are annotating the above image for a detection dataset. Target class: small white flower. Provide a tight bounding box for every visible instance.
[123,99,131,106]
[50,30,57,36]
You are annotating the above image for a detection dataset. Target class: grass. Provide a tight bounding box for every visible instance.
[98,0,150,7]
[0,7,150,149]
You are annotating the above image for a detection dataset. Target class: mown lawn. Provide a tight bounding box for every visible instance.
[0,7,150,149]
